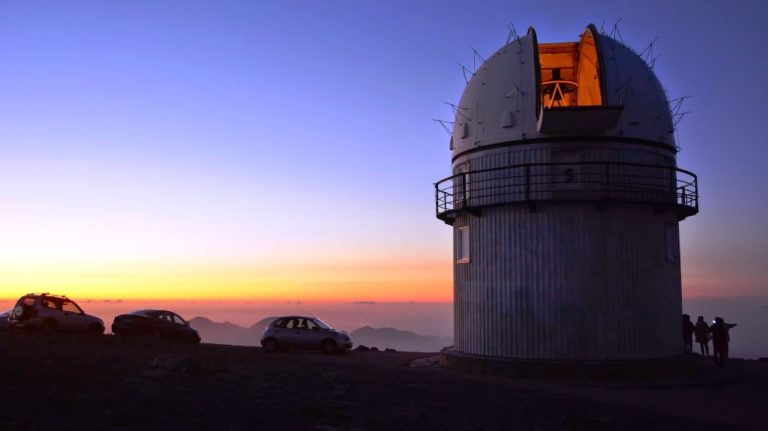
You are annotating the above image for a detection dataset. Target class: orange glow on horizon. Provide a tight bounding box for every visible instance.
[0,258,453,302]
[3,258,760,303]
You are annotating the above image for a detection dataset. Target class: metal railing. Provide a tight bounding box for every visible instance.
[435,161,698,222]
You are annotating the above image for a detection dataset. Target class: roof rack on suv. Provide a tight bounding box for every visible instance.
[25,293,69,297]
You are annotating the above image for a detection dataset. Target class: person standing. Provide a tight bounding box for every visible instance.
[710,317,732,366]
[694,316,710,356]
[682,314,695,353]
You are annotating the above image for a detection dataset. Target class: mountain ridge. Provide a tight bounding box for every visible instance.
[189,316,453,352]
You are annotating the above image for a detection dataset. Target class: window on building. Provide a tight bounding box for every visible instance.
[665,224,679,263]
[457,226,470,264]
[454,163,471,209]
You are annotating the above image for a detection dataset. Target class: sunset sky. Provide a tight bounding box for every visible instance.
[1,0,766,306]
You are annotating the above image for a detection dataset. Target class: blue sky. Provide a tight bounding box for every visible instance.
[0,0,766,299]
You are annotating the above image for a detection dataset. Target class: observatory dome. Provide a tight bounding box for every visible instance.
[436,23,699,362]
[451,25,674,158]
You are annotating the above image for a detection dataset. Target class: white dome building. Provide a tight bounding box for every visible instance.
[436,25,698,361]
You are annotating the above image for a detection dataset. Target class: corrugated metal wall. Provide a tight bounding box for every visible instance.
[451,142,683,360]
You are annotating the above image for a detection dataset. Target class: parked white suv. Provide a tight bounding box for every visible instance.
[9,293,104,335]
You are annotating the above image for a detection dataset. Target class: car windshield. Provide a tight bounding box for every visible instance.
[313,319,332,329]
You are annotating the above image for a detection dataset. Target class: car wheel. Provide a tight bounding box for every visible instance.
[322,339,338,354]
[41,319,58,333]
[86,324,103,336]
[262,338,278,353]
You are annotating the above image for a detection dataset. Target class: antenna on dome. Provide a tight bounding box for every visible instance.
[666,96,691,127]
[444,102,471,121]
[667,96,690,116]
[673,111,691,128]
[432,119,454,135]
[639,37,660,69]
[609,18,625,43]
[457,63,473,84]
[506,23,520,45]
[470,46,486,70]
[639,37,658,60]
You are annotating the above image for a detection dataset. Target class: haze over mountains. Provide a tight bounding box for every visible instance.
[188,316,276,347]
[189,316,453,352]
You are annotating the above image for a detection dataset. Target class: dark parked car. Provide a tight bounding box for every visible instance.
[112,310,200,344]
[260,316,352,354]
[8,293,104,334]
[0,309,10,331]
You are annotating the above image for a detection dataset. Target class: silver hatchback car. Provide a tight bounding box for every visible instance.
[260,316,352,354]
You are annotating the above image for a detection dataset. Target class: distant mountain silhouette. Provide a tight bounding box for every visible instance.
[188,317,453,352]
[350,326,453,352]
[189,316,276,346]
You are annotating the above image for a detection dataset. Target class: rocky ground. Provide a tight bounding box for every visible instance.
[0,333,765,430]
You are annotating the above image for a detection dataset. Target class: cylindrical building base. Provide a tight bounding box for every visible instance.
[453,203,683,360]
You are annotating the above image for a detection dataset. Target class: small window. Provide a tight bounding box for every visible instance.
[172,314,186,325]
[665,224,679,262]
[457,226,470,264]
[43,299,61,310]
[61,301,82,314]
[456,163,471,207]
[273,319,287,328]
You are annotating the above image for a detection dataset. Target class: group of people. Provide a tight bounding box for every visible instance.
[683,314,737,366]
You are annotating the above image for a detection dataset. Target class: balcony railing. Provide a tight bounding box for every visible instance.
[435,161,698,223]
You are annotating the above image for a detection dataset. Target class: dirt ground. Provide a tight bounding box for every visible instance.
[0,333,765,430]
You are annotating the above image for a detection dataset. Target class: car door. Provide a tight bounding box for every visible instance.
[171,313,189,340]
[281,318,302,348]
[267,318,289,346]
[158,312,175,337]
[304,319,326,348]
[61,300,88,332]
[41,298,71,331]
[292,318,319,350]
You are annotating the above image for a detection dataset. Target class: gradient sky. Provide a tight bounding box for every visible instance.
[1,0,766,302]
